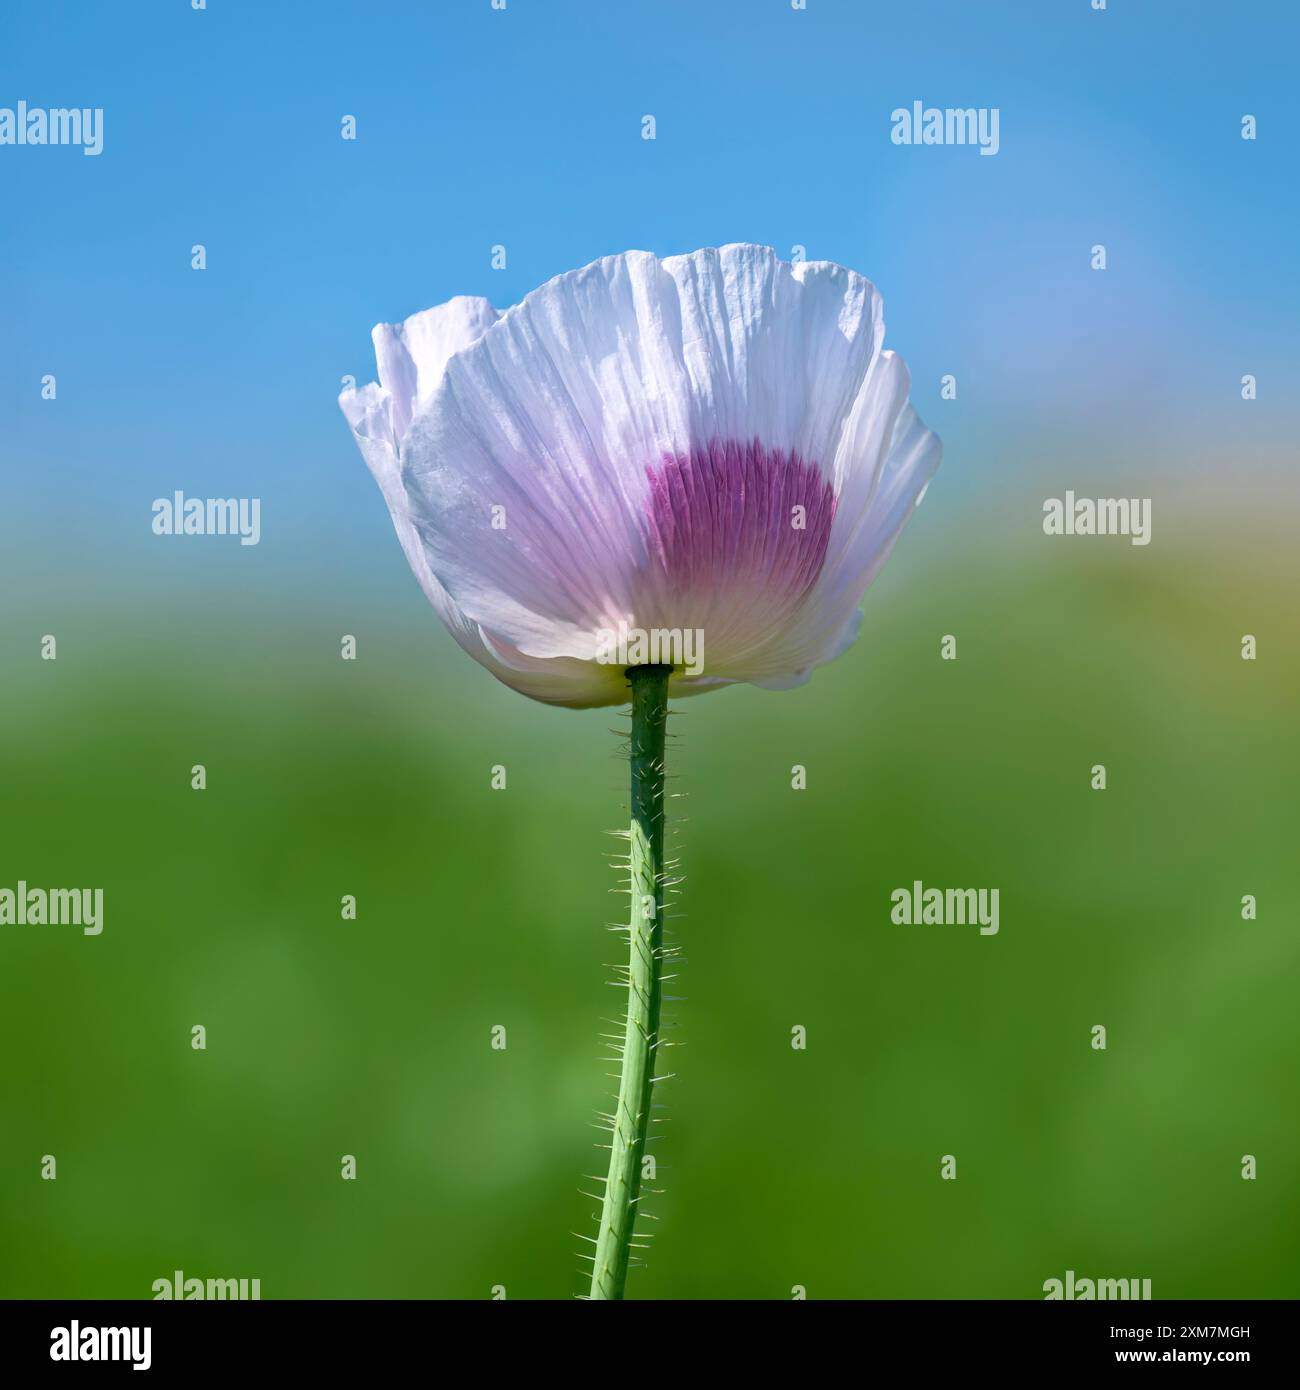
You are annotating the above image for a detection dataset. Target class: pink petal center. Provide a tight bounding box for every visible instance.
[642,437,835,615]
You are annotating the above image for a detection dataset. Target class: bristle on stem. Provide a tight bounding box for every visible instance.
[587,663,672,1301]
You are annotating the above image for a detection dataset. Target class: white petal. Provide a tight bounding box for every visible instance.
[372,296,500,442]
[341,298,612,707]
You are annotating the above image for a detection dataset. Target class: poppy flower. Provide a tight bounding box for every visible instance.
[341,244,940,1299]
[340,244,939,706]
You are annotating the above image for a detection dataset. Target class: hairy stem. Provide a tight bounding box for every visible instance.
[589,663,671,1301]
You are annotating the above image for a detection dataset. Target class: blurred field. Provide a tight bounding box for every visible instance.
[1,513,1296,1300]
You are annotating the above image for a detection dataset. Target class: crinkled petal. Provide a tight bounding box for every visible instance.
[343,246,940,707]
[401,246,889,667]
[341,298,611,706]
[372,296,500,442]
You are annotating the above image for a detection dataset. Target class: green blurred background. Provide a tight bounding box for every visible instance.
[2,471,1296,1300]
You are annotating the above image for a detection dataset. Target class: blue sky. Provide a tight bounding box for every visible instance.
[2,0,1296,608]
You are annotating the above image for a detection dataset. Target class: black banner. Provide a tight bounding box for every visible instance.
[0,1298,1287,1374]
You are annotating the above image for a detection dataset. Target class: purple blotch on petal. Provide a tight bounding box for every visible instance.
[643,437,836,611]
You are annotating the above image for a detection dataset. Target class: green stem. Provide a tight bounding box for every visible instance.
[589,663,671,1301]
